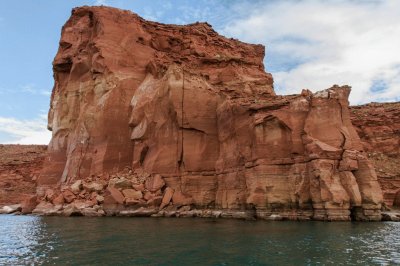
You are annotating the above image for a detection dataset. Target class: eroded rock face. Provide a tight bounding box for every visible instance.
[350,102,400,207]
[39,6,272,188]
[0,145,46,206]
[38,6,384,221]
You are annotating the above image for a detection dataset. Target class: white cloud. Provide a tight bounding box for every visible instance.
[21,84,36,94]
[20,84,51,96]
[141,7,162,21]
[94,0,108,6]
[174,2,234,26]
[223,0,400,104]
[177,5,213,23]
[0,115,51,145]
[39,90,51,96]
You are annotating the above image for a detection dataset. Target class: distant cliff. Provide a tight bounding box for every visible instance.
[0,145,46,207]
[350,102,400,208]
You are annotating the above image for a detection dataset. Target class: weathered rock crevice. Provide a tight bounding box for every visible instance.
[29,6,386,220]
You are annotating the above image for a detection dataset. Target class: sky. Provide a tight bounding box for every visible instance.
[0,0,399,144]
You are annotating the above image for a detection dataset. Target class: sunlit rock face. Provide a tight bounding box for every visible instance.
[39,6,383,221]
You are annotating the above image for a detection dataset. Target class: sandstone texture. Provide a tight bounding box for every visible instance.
[350,102,400,208]
[0,145,46,208]
[0,6,394,221]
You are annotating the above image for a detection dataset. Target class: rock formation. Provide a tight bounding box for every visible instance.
[0,145,46,207]
[350,103,400,207]
[26,6,386,220]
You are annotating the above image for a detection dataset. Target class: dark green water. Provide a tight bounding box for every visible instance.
[0,215,399,265]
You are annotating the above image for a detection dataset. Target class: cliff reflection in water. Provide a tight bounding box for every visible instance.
[0,216,399,265]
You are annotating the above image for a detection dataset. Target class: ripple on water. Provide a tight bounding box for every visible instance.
[0,215,52,264]
[0,216,399,265]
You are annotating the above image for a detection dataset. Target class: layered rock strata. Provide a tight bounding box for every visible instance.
[0,145,46,209]
[350,102,400,208]
[33,6,385,221]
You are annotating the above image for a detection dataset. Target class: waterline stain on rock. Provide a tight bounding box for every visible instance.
[1,6,399,221]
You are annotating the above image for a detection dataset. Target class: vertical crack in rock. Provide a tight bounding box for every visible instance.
[35,6,384,221]
[178,71,185,171]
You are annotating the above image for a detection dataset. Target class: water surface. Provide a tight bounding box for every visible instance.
[0,215,399,265]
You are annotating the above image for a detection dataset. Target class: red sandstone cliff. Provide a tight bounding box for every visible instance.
[350,103,400,208]
[2,6,389,220]
[0,145,46,206]
[40,6,272,186]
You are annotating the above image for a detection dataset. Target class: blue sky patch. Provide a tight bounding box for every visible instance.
[370,79,388,93]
